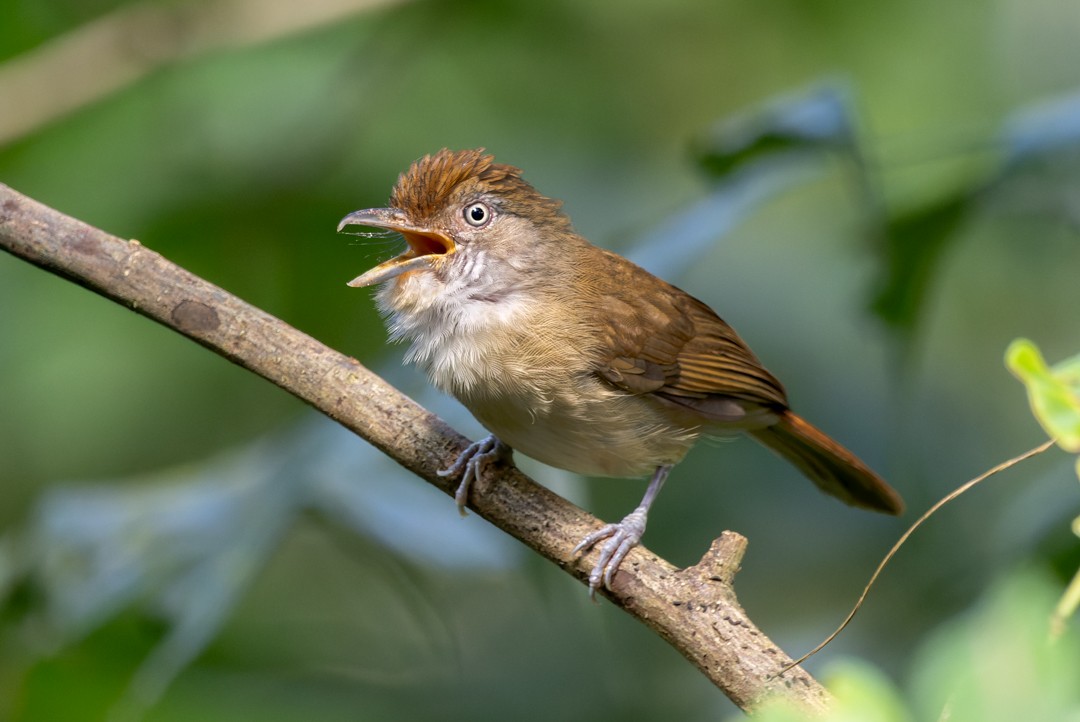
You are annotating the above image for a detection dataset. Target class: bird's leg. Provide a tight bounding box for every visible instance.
[437,434,513,516]
[573,464,672,598]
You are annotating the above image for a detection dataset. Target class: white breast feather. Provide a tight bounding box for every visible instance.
[374,264,700,477]
[379,272,536,396]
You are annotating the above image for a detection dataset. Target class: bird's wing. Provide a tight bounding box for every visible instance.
[590,253,788,416]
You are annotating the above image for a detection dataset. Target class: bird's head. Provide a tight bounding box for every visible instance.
[338,149,574,308]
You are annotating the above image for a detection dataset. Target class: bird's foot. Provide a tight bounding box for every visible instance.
[572,507,649,599]
[437,434,512,516]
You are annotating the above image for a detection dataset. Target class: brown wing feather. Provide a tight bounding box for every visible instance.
[586,252,904,513]
[589,250,788,415]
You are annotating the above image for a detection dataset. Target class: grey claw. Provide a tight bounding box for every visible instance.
[437,435,511,516]
[573,508,648,597]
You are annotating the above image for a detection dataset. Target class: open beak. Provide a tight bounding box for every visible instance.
[336,208,456,287]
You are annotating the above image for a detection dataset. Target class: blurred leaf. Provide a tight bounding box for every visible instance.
[696,82,858,179]
[871,86,1080,336]
[1053,465,1080,637]
[725,660,911,722]
[992,87,1080,230]
[1054,353,1080,389]
[628,156,823,280]
[1002,89,1080,169]
[1006,339,1080,642]
[3,411,520,720]
[1006,338,1080,452]
[871,87,1080,338]
[870,190,973,333]
[821,660,912,722]
[911,569,1080,722]
[19,440,300,719]
[739,572,1080,722]
[646,81,855,283]
[1052,565,1080,639]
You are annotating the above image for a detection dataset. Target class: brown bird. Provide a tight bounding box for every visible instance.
[338,148,903,595]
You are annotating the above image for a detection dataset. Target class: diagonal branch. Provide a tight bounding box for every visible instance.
[0,0,402,145]
[0,183,830,715]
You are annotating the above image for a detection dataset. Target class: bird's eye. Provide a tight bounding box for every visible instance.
[463,202,492,228]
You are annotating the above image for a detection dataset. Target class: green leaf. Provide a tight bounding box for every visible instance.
[1051,565,1080,639]
[870,191,972,334]
[696,82,858,179]
[1006,338,1080,452]
[911,569,1080,722]
[822,660,913,722]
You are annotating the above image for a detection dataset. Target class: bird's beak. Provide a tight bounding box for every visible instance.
[336,208,456,287]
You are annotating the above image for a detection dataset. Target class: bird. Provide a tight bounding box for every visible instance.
[337,148,904,596]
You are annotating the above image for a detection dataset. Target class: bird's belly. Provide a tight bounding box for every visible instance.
[464,385,700,478]
[411,310,700,478]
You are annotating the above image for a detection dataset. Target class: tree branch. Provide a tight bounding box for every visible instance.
[0,0,402,145]
[0,183,831,715]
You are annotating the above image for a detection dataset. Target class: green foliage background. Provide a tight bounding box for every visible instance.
[1,1,1079,720]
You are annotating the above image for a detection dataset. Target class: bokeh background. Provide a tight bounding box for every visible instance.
[2,1,1079,720]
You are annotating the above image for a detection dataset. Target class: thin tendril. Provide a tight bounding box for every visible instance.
[776,438,1057,677]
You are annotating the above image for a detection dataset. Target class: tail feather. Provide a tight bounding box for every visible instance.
[749,410,904,515]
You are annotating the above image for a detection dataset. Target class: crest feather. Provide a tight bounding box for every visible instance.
[390,148,567,226]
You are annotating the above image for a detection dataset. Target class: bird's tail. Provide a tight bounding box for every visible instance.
[749,410,904,515]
